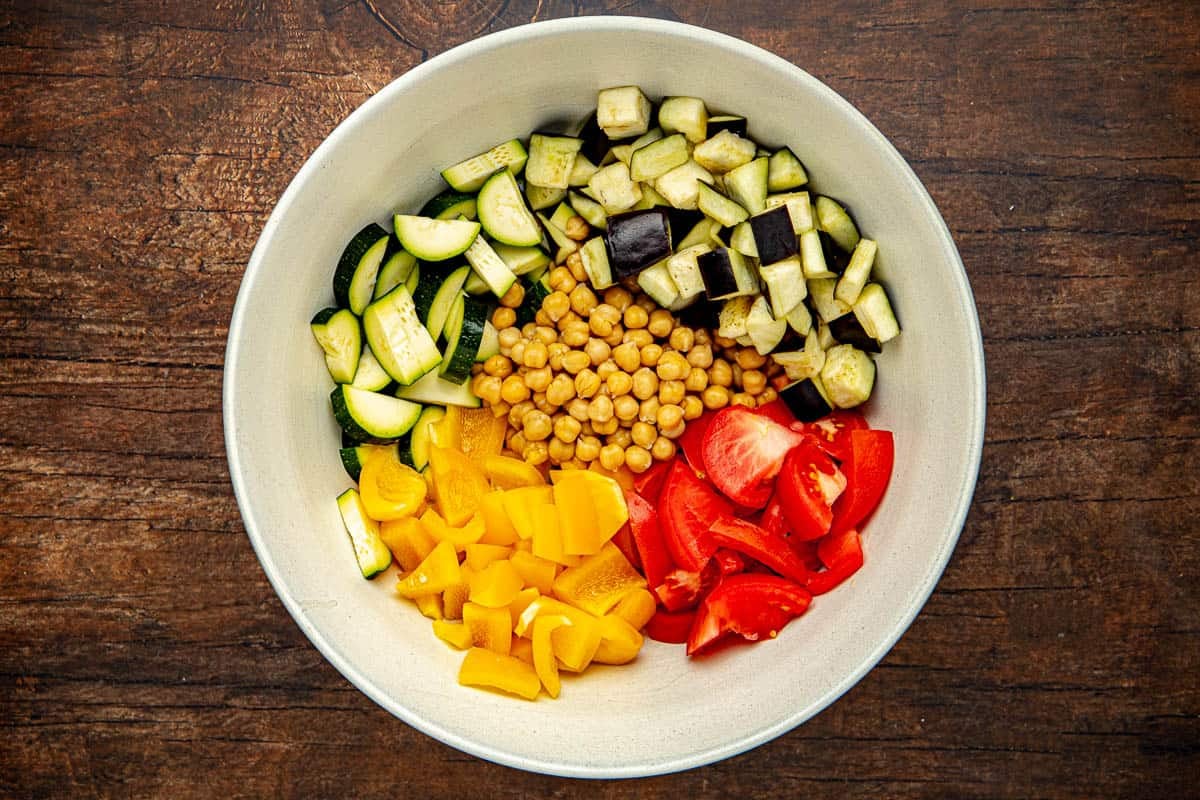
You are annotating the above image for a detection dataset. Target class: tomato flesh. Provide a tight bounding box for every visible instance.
[776,442,841,541]
[806,528,865,595]
[624,489,674,591]
[708,516,811,584]
[830,429,895,534]
[658,459,728,572]
[798,409,869,464]
[645,609,696,644]
[686,574,813,655]
[701,406,805,508]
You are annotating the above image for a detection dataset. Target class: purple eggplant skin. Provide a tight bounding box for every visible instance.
[829,314,882,354]
[576,113,613,165]
[750,206,798,265]
[707,115,748,137]
[697,248,740,298]
[819,231,851,274]
[677,296,722,329]
[780,378,833,423]
[604,208,673,279]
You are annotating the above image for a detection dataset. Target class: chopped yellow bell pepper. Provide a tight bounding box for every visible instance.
[430,405,463,451]
[532,615,571,698]
[420,507,486,549]
[611,587,658,630]
[509,635,535,665]
[508,551,558,594]
[551,542,646,617]
[460,409,507,465]
[462,601,512,655]
[531,503,581,567]
[500,485,553,540]
[513,596,597,639]
[464,542,513,571]
[396,540,462,599]
[552,474,603,555]
[428,445,490,526]
[507,586,541,629]
[568,470,630,544]
[414,593,444,620]
[592,613,644,665]
[485,454,547,489]
[587,461,636,491]
[551,615,602,673]
[458,647,540,700]
[441,565,473,621]
[468,560,524,608]
[478,490,519,545]
[431,619,473,650]
[359,453,427,521]
[379,516,436,571]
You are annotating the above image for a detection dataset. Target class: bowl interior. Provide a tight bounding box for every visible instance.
[224,17,984,778]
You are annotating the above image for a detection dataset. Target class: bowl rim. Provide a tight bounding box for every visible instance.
[223,14,986,778]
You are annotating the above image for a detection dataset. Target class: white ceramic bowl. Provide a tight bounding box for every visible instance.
[224,16,985,778]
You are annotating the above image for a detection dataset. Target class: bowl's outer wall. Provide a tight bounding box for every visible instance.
[224,17,985,778]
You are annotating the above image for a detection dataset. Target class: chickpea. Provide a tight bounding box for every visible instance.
[681,394,704,421]
[623,328,654,348]
[565,251,587,282]
[635,294,658,312]
[521,322,538,340]
[523,409,553,441]
[598,443,626,471]
[684,366,709,393]
[596,358,618,382]
[500,375,530,404]
[741,369,767,395]
[574,368,601,398]
[533,392,557,416]
[474,374,503,406]
[602,324,625,347]
[523,441,549,466]
[603,286,634,312]
[625,445,653,474]
[651,436,677,461]
[568,284,598,316]
[592,416,619,436]
[638,396,661,424]
[735,348,767,370]
[509,340,526,366]
[702,385,731,410]
[489,399,511,419]
[548,265,577,294]
[492,306,517,330]
[561,350,591,375]
[608,427,633,449]
[523,340,548,369]
[606,371,633,396]
[584,337,611,366]
[640,343,663,367]
[631,367,659,400]
[508,430,528,454]
[613,394,640,422]
[587,394,614,423]
[498,282,525,308]
[533,309,553,328]
[589,314,614,338]
[759,386,779,405]
[565,214,590,241]
[686,343,714,369]
[730,362,744,388]
[508,400,535,428]
[668,327,695,353]
[611,342,640,373]
[647,309,674,338]
[708,358,733,387]
[693,328,711,346]
[482,354,512,379]
[561,320,590,348]
[631,421,657,448]
[713,334,737,350]
[548,437,576,464]
[546,373,576,406]
[547,342,569,370]
[655,351,689,381]
[525,365,553,393]
[623,304,649,329]
[660,421,686,440]
[554,414,582,443]
[575,434,602,462]
[567,397,590,422]
[658,379,685,406]
[657,403,685,431]
[498,326,521,351]
[731,392,756,408]
[534,325,557,346]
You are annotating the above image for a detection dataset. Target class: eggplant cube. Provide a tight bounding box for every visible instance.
[597,86,653,139]
[749,205,799,265]
[604,208,673,279]
[780,377,833,422]
[698,246,758,300]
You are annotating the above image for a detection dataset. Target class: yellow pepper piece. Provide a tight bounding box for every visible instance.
[468,560,524,608]
[430,405,463,451]
[532,615,571,699]
[379,516,436,571]
[592,613,644,665]
[428,445,490,526]
[464,542,513,571]
[500,485,553,540]
[587,461,636,492]
[432,619,473,650]
[507,586,541,629]
[414,593,443,620]
[611,587,658,630]
[460,408,507,465]
[442,565,473,621]
[458,647,540,700]
[551,615,602,673]
[513,596,597,638]
[485,454,546,489]
[462,601,512,655]
[532,503,581,567]
[420,507,485,549]
[396,540,462,599]
[570,470,630,544]
[552,474,603,556]
[551,542,647,617]
[359,453,427,522]
[508,551,558,594]
[479,490,519,545]
[509,635,535,665]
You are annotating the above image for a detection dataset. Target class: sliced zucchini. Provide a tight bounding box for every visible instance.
[310,307,362,385]
[420,190,478,221]
[724,157,769,215]
[333,224,391,314]
[477,169,542,247]
[362,285,443,385]
[526,183,568,212]
[462,270,491,295]
[820,344,875,409]
[853,283,900,344]
[441,138,528,193]
[350,344,393,391]
[547,201,576,234]
[693,130,757,174]
[745,295,788,355]
[767,147,808,192]
[629,133,690,182]
[439,294,487,385]
[526,133,584,190]
[696,183,749,227]
[336,488,393,579]
[636,260,681,309]
[834,238,878,307]
[665,243,712,305]
[396,368,482,407]
[766,191,815,234]
[814,196,861,252]
[393,215,480,261]
[658,96,708,143]
[653,159,715,211]
[464,235,518,298]
[587,161,643,213]
[373,248,418,300]
[475,320,500,362]
[758,255,807,318]
[408,406,445,471]
[596,85,652,139]
[425,265,471,341]
[799,228,838,279]
[493,242,552,276]
[807,277,850,323]
[580,236,614,290]
[569,190,608,229]
[331,384,423,442]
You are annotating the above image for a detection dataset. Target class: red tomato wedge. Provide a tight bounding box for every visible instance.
[759,492,789,539]
[751,397,796,427]
[645,609,696,644]
[687,574,813,655]
[713,548,746,576]
[659,459,729,572]
[708,516,811,583]
[830,429,895,535]
[701,406,806,508]
[776,441,843,541]
[806,527,865,595]
[624,489,673,591]
[632,457,672,501]
[677,410,717,476]
[798,409,869,464]
[655,566,715,611]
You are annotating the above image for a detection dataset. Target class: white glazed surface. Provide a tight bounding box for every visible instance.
[224,16,985,778]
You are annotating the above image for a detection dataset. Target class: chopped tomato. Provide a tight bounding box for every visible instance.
[655,568,706,611]
[610,522,641,570]
[797,409,869,464]
[701,406,805,508]
[807,528,865,595]
[776,442,843,541]
[751,397,795,427]
[645,609,696,644]
[687,574,813,655]
[676,410,717,476]
[830,429,895,535]
[624,490,673,591]
[708,516,811,583]
[759,492,789,539]
[713,548,746,576]
[632,457,672,501]
[658,459,728,572]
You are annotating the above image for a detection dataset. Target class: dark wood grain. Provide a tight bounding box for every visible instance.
[2,0,1197,796]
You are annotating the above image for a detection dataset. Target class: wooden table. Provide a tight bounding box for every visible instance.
[3,1,1197,796]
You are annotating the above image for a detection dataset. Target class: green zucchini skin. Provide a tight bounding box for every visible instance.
[419,190,478,221]
[438,295,487,385]
[330,384,423,443]
[333,223,390,312]
[310,307,362,385]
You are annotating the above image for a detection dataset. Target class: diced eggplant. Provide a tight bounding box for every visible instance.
[658,96,709,143]
[677,296,721,329]
[706,114,748,137]
[654,160,715,210]
[665,207,706,240]
[604,208,672,279]
[800,228,838,279]
[580,236,614,290]
[698,247,757,300]
[807,277,850,322]
[766,192,815,234]
[693,130,757,174]
[576,112,613,165]
[814,195,861,253]
[568,154,600,187]
[717,295,755,339]
[853,283,901,344]
[676,217,721,251]
[829,313,882,353]
[588,161,643,213]
[785,301,813,336]
[665,243,712,305]
[834,238,878,306]
[749,205,798,265]
[629,133,690,182]
[724,157,769,214]
[696,183,749,227]
[767,147,808,192]
[820,344,875,409]
[597,86,653,139]
[745,295,788,355]
[780,377,834,422]
[636,260,682,309]
[819,230,852,273]
[729,221,758,258]
[758,254,806,318]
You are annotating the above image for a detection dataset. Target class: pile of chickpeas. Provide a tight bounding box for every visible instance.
[470,215,785,474]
